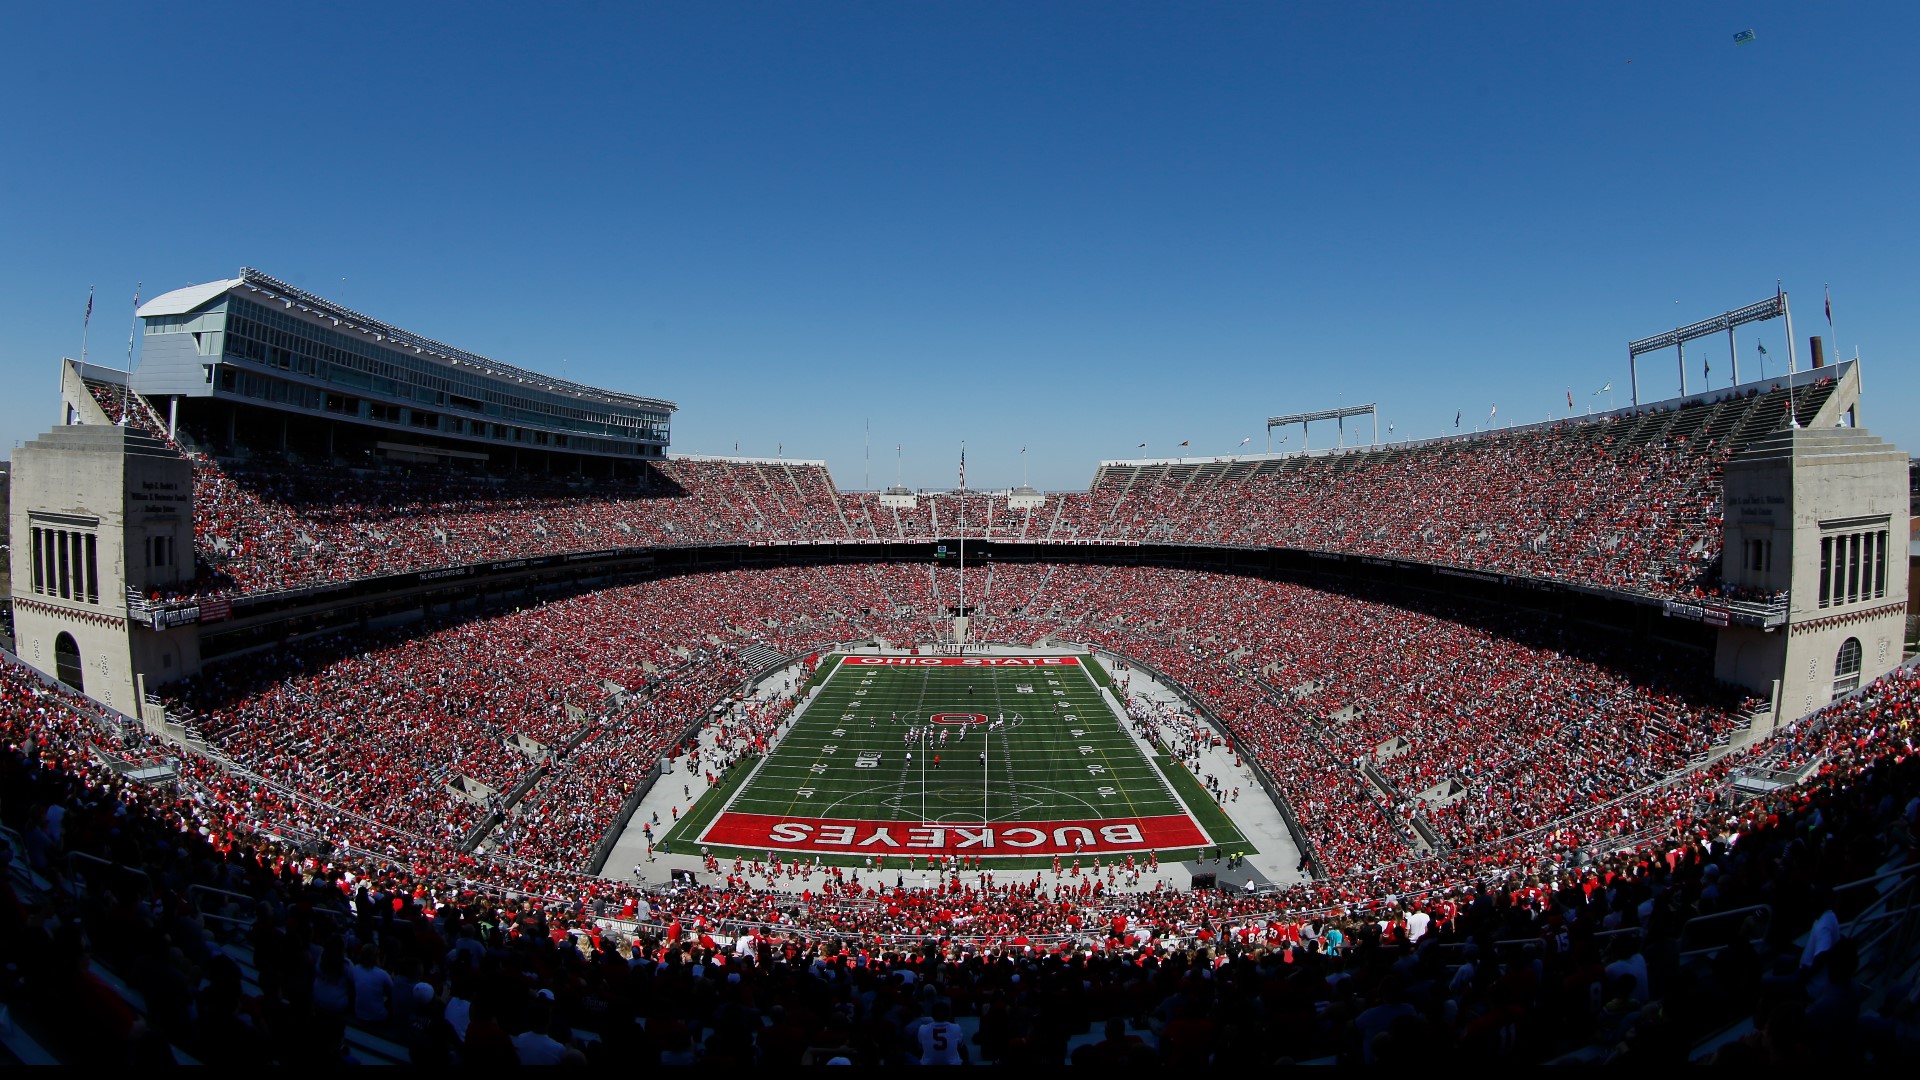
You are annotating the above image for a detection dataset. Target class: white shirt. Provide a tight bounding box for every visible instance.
[348,963,393,1023]
[513,1030,568,1065]
[444,996,472,1040]
[917,1021,966,1065]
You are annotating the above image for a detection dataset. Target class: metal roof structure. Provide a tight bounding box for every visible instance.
[135,277,245,318]
[138,269,675,413]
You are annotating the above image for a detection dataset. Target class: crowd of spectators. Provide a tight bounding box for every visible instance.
[184,456,878,595]
[83,377,1836,606]
[3,636,1916,1063]
[141,556,1788,896]
[1048,382,1834,600]
[82,378,161,430]
[21,375,1908,1062]
[975,563,1763,875]
[160,564,960,871]
[838,492,1046,541]
[144,557,1786,889]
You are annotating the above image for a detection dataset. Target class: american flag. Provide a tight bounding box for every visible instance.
[958,444,965,489]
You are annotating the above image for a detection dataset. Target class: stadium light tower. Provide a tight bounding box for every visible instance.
[1267,403,1378,452]
[1627,293,1790,406]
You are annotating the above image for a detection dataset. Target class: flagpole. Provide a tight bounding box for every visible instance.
[1782,289,1797,373]
[122,281,141,425]
[1783,282,1801,429]
[80,285,94,367]
[1825,283,1838,367]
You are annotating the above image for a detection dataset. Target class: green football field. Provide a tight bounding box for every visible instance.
[661,654,1253,865]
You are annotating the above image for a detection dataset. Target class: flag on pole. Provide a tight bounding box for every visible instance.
[1237,436,1251,447]
[1489,404,1497,418]
[126,282,141,366]
[1136,441,1147,448]
[1595,382,1611,395]
[1178,440,1190,448]
[1454,411,1461,428]
[1824,284,1833,327]
[1757,340,1769,357]
[1566,389,1573,410]
[958,443,965,489]
[83,286,94,327]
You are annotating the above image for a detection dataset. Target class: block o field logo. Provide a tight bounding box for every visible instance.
[930,712,988,726]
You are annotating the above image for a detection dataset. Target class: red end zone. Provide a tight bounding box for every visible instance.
[843,656,1083,667]
[699,812,1206,856]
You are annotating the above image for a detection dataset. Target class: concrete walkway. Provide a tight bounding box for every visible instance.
[1095,651,1309,892]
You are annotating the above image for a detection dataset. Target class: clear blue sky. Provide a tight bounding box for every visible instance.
[2,2,1913,491]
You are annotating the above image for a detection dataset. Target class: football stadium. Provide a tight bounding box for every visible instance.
[6,5,1920,1066]
[1,267,1914,1066]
